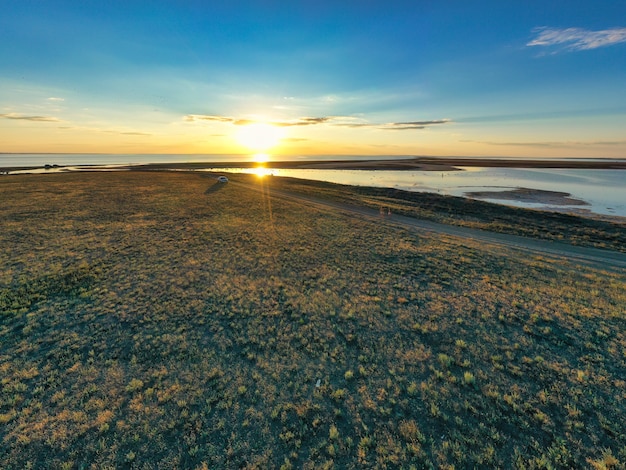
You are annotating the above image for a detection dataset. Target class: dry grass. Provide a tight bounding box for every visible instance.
[266,175,626,252]
[1,171,624,469]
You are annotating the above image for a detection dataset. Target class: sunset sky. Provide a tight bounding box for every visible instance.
[2,1,626,158]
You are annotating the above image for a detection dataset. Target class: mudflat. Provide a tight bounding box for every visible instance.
[466,187,590,206]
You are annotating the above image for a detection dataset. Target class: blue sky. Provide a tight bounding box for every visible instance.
[1,0,626,157]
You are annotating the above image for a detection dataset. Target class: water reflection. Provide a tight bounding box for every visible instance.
[249,166,275,178]
[208,167,626,219]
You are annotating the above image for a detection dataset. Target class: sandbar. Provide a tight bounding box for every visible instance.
[465,187,589,206]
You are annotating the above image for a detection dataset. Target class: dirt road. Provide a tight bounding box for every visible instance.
[234,180,626,273]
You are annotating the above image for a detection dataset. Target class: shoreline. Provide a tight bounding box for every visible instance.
[465,188,590,206]
[126,157,626,171]
[463,187,626,224]
[2,158,625,224]
[2,156,626,173]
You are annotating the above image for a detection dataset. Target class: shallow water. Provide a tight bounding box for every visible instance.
[2,153,625,220]
[0,153,412,168]
[210,167,626,219]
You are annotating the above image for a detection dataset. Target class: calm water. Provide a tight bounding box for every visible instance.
[212,166,626,219]
[0,153,411,167]
[2,154,625,220]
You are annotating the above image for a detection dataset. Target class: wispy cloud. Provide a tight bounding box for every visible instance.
[0,113,59,122]
[465,139,626,148]
[184,115,232,123]
[54,124,151,136]
[380,119,451,130]
[119,131,152,136]
[97,129,153,136]
[47,97,65,102]
[274,117,332,127]
[527,26,626,53]
[184,115,332,126]
[184,114,451,130]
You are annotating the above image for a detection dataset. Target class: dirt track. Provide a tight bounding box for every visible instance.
[234,179,626,273]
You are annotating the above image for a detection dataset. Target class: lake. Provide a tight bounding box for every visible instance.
[2,154,625,220]
[209,166,626,219]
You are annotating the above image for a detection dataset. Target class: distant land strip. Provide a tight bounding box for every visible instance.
[126,157,626,171]
[2,157,626,173]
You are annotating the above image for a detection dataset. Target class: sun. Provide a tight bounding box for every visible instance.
[235,123,284,152]
[253,153,270,163]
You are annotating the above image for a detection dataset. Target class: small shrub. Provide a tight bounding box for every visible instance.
[463,372,476,386]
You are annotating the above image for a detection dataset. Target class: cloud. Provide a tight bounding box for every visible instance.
[0,113,59,122]
[274,117,331,126]
[184,114,331,126]
[100,129,152,136]
[47,97,65,102]
[380,119,451,130]
[527,27,626,53]
[54,125,151,136]
[465,139,626,148]
[232,119,255,126]
[184,114,233,123]
[184,114,451,130]
[333,123,372,128]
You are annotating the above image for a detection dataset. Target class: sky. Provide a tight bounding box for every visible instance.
[1,0,626,158]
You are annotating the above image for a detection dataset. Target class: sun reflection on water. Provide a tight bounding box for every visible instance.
[251,166,275,178]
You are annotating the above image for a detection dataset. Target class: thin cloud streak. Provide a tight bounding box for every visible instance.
[184,115,333,126]
[528,26,626,52]
[97,129,153,136]
[184,115,232,123]
[274,117,331,127]
[184,114,451,130]
[465,139,626,148]
[0,113,60,122]
[55,125,152,136]
[380,119,451,130]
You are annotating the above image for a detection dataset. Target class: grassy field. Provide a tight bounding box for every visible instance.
[1,171,625,469]
[260,175,626,253]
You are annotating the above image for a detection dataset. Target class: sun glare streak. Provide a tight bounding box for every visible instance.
[256,168,276,240]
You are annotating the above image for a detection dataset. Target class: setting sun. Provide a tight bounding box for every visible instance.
[235,123,284,152]
[252,153,270,163]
